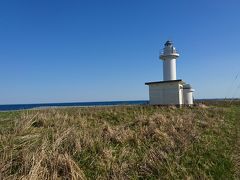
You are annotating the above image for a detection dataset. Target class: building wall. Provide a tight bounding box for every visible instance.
[183,89,194,105]
[148,82,181,105]
[179,84,184,105]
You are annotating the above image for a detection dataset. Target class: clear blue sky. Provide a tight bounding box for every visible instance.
[1,0,240,104]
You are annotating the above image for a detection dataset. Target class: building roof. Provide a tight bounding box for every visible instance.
[183,84,192,89]
[145,79,184,85]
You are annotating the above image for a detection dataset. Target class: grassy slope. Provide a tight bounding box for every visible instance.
[0,104,239,179]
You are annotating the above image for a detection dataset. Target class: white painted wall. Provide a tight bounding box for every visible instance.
[179,84,184,105]
[163,58,177,81]
[148,82,181,105]
[183,88,194,105]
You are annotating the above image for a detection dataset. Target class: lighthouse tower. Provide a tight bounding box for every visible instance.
[145,40,195,106]
[160,40,179,81]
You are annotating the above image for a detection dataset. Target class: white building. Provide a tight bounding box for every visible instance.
[145,40,194,105]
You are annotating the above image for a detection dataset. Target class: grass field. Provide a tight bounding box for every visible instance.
[0,102,239,179]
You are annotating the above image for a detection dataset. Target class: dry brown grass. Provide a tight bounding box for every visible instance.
[0,105,239,179]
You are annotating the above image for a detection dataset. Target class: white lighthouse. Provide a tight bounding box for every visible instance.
[145,40,195,106]
[160,40,179,81]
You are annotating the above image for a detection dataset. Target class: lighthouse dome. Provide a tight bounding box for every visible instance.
[164,40,173,46]
[160,40,179,60]
[163,41,177,55]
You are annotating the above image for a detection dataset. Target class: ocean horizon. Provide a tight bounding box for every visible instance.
[0,100,149,111]
[0,98,238,111]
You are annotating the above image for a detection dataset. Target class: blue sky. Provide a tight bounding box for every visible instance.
[1,0,240,104]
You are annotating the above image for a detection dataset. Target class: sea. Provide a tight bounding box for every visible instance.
[0,100,149,111]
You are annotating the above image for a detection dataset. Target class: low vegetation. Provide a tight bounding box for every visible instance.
[0,102,239,179]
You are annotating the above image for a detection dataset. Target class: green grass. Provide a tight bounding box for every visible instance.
[0,103,239,179]
[177,107,239,179]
